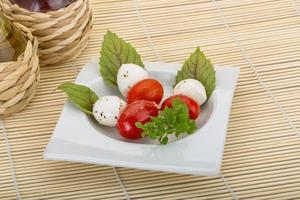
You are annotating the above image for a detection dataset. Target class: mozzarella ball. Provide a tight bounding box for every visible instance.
[117,64,148,97]
[173,79,207,105]
[93,96,127,127]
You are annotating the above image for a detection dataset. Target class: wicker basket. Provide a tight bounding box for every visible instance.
[0,22,40,117]
[0,0,93,66]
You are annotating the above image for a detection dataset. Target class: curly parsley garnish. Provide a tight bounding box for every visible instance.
[136,99,197,145]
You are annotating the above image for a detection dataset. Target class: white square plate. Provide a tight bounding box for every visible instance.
[44,58,239,176]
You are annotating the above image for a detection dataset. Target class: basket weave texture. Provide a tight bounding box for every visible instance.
[0,0,93,66]
[0,23,39,117]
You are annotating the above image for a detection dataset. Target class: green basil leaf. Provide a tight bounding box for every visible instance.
[176,47,216,97]
[100,30,144,85]
[58,83,99,115]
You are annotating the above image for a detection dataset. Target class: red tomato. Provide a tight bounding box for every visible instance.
[127,79,164,104]
[117,100,159,139]
[161,95,200,120]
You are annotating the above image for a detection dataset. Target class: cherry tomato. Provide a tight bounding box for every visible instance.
[161,95,200,120]
[127,79,164,104]
[117,100,159,139]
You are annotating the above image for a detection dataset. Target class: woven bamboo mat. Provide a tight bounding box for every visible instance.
[1,0,300,199]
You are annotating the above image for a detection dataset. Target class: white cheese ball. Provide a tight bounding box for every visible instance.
[93,96,127,127]
[174,79,207,106]
[117,64,148,97]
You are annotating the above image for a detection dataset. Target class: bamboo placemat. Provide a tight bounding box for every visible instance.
[1,0,300,199]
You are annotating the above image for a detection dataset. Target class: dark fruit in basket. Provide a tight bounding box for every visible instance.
[10,0,74,12]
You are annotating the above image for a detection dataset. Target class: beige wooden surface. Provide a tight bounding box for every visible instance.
[1,0,300,199]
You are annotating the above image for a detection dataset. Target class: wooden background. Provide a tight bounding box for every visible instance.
[1,0,300,199]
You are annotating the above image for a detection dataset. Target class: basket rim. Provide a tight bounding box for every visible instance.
[1,0,92,65]
[0,14,38,64]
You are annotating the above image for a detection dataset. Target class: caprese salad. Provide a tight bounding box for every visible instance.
[58,30,216,144]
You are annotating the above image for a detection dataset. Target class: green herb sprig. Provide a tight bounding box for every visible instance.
[136,100,197,145]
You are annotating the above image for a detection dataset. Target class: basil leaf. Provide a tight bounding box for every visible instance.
[176,47,216,97]
[100,30,144,85]
[58,83,99,115]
